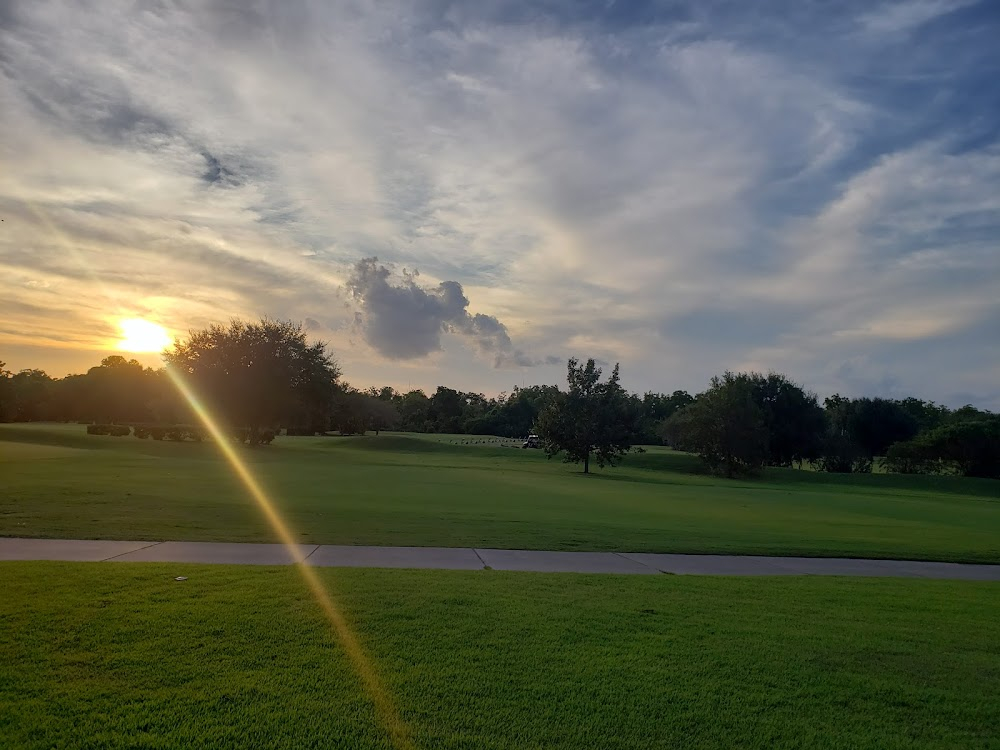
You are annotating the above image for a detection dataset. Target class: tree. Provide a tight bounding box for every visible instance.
[428,386,465,433]
[898,397,950,432]
[846,397,919,459]
[164,318,340,445]
[8,369,54,422]
[663,372,768,478]
[0,362,12,422]
[887,416,1000,478]
[818,395,871,473]
[535,358,637,474]
[395,390,431,432]
[633,390,694,444]
[744,373,826,467]
[84,356,155,424]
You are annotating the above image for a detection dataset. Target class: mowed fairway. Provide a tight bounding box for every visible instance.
[2,423,999,562]
[1,562,998,749]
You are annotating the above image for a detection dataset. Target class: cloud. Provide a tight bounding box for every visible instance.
[859,0,979,34]
[346,258,550,367]
[0,0,997,406]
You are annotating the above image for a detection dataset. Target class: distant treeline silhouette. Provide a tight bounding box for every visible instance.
[1,317,996,478]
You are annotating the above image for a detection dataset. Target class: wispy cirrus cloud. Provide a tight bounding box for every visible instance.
[0,0,997,406]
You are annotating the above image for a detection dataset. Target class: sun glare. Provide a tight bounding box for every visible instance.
[117,318,172,353]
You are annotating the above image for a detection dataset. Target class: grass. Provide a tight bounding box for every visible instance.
[1,423,998,562]
[1,562,998,749]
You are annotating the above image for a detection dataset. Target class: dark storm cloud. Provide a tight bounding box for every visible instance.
[346,257,550,367]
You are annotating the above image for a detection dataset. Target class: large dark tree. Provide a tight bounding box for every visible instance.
[633,390,694,444]
[5,369,54,422]
[745,373,826,467]
[84,356,155,424]
[0,362,12,422]
[428,386,466,433]
[663,372,768,478]
[847,397,920,459]
[395,390,431,432]
[164,318,340,444]
[887,416,1000,479]
[536,358,637,474]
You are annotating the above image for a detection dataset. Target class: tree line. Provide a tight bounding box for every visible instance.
[1,317,996,478]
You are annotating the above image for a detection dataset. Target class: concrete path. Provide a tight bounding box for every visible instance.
[3,537,1000,580]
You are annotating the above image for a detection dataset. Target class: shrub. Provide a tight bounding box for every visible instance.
[133,426,150,439]
[109,424,131,437]
[259,429,276,445]
[817,432,872,473]
[883,440,938,474]
[86,424,110,435]
[150,427,166,441]
[166,427,186,441]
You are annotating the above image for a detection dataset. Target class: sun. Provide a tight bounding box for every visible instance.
[117,318,172,353]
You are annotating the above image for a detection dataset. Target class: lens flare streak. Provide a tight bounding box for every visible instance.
[165,366,414,750]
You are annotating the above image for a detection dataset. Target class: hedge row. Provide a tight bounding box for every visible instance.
[86,424,131,436]
[85,423,276,444]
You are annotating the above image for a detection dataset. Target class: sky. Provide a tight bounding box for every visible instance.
[1,0,998,407]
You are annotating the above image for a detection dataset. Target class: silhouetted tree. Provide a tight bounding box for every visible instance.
[744,373,826,467]
[164,318,340,445]
[536,358,637,474]
[7,369,54,422]
[847,397,919,459]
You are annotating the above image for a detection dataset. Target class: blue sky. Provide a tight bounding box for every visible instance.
[1,0,998,407]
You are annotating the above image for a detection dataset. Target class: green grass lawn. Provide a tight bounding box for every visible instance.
[1,423,998,562]
[1,562,997,749]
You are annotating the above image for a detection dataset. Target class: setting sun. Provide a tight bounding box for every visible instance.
[117,318,172,353]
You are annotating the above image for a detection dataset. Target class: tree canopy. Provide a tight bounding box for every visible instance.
[536,358,637,474]
[164,318,340,444]
[663,372,769,478]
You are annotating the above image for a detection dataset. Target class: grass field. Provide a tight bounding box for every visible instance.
[1,423,998,562]
[1,562,997,749]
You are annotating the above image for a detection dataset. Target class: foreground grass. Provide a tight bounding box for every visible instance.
[1,562,997,749]
[1,423,998,562]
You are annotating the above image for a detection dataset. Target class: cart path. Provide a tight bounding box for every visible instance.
[2,537,999,579]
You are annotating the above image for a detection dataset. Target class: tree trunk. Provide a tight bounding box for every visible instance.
[584,452,590,474]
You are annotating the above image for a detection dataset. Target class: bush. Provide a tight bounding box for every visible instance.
[883,440,938,474]
[133,425,150,439]
[166,427,186,441]
[86,424,130,437]
[817,432,872,473]
[259,429,276,445]
[150,427,166,441]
